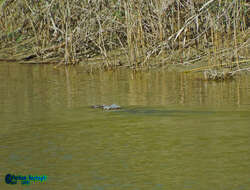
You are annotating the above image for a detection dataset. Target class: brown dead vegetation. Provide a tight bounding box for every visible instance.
[0,0,249,79]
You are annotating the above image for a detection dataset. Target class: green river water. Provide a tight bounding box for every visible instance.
[0,63,250,190]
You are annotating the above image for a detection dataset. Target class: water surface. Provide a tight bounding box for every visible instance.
[0,63,250,190]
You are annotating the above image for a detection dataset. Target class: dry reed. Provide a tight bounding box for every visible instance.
[0,0,249,75]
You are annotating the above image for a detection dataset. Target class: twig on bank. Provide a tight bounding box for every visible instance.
[184,60,250,73]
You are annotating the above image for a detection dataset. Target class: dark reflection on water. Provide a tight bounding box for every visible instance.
[115,108,214,115]
[0,63,250,190]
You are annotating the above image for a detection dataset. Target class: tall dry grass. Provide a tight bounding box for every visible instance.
[0,0,249,69]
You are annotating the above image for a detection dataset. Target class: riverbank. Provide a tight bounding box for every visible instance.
[0,0,249,79]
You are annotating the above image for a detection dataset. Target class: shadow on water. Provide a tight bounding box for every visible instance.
[101,107,215,116]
